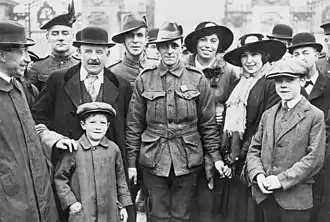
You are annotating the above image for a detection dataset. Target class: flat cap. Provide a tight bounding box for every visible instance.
[267,58,309,79]
[77,102,116,118]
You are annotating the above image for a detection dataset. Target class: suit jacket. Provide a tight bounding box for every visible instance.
[247,97,325,210]
[32,63,133,171]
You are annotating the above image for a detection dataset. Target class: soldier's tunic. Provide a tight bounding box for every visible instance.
[316,56,330,76]
[26,52,80,91]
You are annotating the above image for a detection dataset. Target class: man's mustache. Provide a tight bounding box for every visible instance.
[88,60,100,65]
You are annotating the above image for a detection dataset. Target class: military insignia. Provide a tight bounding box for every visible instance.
[180,85,188,92]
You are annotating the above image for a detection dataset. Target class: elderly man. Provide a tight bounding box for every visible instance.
[126,22,229,222]
[26,2,79,91]
[0,20,77,222]
[32,26,134,222]
[317,22,330,76]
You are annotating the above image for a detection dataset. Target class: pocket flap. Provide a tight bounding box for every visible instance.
[182,133,201,146]
[141,132,160,142]
[175,90,200,100]
[142,91,166,101]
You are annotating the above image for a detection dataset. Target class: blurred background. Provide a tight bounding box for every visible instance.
[2,0,329,63]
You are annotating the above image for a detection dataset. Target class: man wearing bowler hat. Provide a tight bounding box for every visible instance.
[26,1,79,91]
[267,23,293,60]
[0,20,79,222]
[125,21,228,222]
[32,26,134,222]
[316,22,330,76]
[108,12,159,89]
[288,32,330,222]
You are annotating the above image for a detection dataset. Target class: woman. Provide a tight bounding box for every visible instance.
[184,21,240,222]
[220,33,286,222]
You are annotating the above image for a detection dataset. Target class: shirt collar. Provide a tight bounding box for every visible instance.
[306,70,319,85]
[159,60,185,77]
[195,55,215,70]
[282,95,302,109]
[0,71,12,83]
[80,65,104,82]
[79,134,109,150]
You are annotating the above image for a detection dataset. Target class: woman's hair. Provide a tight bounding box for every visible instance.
[240,48,271,65]
[80,111,112,123]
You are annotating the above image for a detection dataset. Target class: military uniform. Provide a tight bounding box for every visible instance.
[316,56,330,76]
[26,53,80,91]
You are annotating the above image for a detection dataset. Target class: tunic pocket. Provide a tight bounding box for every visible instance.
[139,132,161,168]
[142,91,166,121]
[182,132,203,168]
[175,89,200,120]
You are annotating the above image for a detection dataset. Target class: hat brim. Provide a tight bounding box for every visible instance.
[266,34,292,40]
[150,35,183,44]
[224,40,286,67]
[73,41,116,48]
[80,108,116,118]
[288,42,323,54]
[184,26,234,53]
[267,72,303,79]
[112,25,147,43]
[0,38,36,47]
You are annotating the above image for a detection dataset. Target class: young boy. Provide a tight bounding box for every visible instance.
[246,58,326,222]
[54,102,132,222]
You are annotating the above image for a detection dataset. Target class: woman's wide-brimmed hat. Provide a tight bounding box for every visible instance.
[0,21,35,47]
[184,21,234,53]
[287,32,323,54]
[73,27,116,48]
[223,33,286,67]
[112,12,147,43]
[151,22,183,44]
[267,24,293,40]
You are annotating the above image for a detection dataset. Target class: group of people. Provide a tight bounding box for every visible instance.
[1,2,330,222]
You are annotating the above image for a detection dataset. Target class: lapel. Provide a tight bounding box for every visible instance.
[308,71,327,101]
[64,64,82,108]
[275,97,309,143]
[267,102,280,151]
[103,68,119,106]
[0,77,13,92]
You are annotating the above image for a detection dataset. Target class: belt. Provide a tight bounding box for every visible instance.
[145,124,198,139]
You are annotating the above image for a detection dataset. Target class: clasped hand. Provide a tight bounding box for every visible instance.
[256,174,282,194]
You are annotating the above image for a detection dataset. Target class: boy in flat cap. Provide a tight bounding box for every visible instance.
[247,58,325,222]
[55,102,132,222]
[26,1,79,91]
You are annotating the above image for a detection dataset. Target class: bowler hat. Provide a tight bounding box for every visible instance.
[0,20,35,46]
[267,24,293,40]
[77,102,116,118]
[184,21,234,53]
[112,13,147,43]
[267,58,309,79]
[224,33,286,67]
[288,32,323,54]
[73,27,116,48]
[320,22,330,35]
[147,28,159,43]
[151,22,183,44]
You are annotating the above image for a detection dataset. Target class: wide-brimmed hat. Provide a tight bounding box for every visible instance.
[267,58,309,79]
[287,32,323,54]
[267,24,293,40]
[320,22,330,35]
[184,21,234,53]
[77,102,116,118]
[223,33,286,67]
[151,22,183,44]
[112,12,147,43]
[0,20,35,47]
[147,28,159,43]
[73,27,116,48]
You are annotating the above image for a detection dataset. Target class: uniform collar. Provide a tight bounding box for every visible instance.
[123,52,147,69]
[50,52,73,61]
[159,60,184,77]
[79,134,109,150]
[79,65,104,82]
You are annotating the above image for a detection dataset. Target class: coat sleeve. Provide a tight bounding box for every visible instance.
[247,112,267,182]
[277,112,326,191]
[125,76,146,168]
[197,75,222,162]
[54,151,77,210]
[115,147,133,207]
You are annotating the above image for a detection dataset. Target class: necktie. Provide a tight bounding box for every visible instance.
[304,80,313,88]
[283,101,289,112]
[86,74,98,101]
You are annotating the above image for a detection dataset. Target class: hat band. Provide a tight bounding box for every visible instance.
[157,30,182,40]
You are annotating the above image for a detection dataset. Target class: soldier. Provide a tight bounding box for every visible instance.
[108,12,159,89]
[26,2,79,91]
[317,22,330,76]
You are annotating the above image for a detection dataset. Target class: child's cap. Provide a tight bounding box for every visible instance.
[267,58,309,79]
[77,102,116,118]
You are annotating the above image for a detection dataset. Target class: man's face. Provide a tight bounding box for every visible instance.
[47,25,73,53]
[146,43,159,60]
[124,27,148,56]
[79,45,109,75]
[81,114,110,142]
[157,39,182,68]
[196,33,219,60]
[274,76,305,101]
[1,46,31,78]
[325,35,330,55]
[292,46,319,69]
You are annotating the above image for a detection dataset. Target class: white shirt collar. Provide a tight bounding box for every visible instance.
[282,95,302,109]
[307,70,319,85]
[0,72,12,83]
[79,66,104,82]
[195,55,215,70]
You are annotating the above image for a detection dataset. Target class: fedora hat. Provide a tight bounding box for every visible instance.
[224,33,286,67]
[320,22,330,35]
[73,27,116,48]
[151,22,183,44]
[184,21,234,53]
[267,58,309,79]
[267,24,293,40]
[0,20,35,47]
[112,12,147,43]
[287,32,323,54]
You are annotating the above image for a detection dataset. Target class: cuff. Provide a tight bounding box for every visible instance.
[277,172,290,191]
[60,192,77,210]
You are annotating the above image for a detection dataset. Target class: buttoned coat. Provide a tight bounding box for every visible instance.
[247,97,325,210]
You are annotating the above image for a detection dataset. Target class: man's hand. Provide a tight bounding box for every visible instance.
[264,175,282,191]
[214,160,226,178]
[120,208,128,222]
[256,174,273,194]
[55,138,78,152]
[128,167,137,184]
[69,202,82,214]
